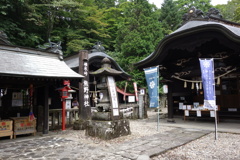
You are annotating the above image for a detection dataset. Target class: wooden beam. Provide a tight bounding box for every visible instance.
[43,85,49,134]
[167,82,174,122]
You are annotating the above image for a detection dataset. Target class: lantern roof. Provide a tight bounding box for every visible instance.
[89,57,123,78]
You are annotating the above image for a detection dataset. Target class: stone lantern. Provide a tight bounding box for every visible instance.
[86,57,131,140]
[90,57,123,115]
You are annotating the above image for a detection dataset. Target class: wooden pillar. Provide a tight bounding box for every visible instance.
[43,85,49,134]
[79,50,91,120]
[167,82,175,122]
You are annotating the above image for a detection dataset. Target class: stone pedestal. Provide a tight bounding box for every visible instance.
[73,119,87,130]
[85,119,131,140]
[92,112,111,121]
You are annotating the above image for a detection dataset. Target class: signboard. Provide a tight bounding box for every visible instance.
[0,120,12,131]
[140,88,145,95]
[163,85,168,94]
[12,92,23,107]
[128,96,135,102]
[107,76,119,117]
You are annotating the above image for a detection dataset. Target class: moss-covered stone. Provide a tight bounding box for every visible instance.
[73,119,87,130]
[85,119,131,140]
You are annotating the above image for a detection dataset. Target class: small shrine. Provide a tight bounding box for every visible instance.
[85,57,131,140]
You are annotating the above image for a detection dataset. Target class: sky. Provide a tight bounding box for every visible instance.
[148,0,229,8]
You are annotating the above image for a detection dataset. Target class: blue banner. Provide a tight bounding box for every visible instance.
[199,59,217,110]
[144,66,159,108]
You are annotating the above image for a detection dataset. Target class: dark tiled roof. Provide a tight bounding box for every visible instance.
[135,19,240,68]
[172,20,240,36]
[0,45,84,79]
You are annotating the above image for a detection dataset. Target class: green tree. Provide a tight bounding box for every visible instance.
[215,0,240,22]
[176,0,212,16]
[233,6,240,23]
[0,0,111,55]
[114,0,163,88]
[101,7,125,51]
[0,0,43,46]
[159,0,181,36]
[94,0,116,9]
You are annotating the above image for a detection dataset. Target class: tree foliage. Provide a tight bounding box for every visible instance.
[0,0,238,90]
[159,0,181,36]
[176,0,212,16]
[215,0,240,22]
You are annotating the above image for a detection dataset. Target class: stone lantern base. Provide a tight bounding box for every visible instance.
[85,119,131,140]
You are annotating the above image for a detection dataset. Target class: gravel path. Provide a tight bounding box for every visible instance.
[152,132,240,160]
[52,111,240,159]
[54,111,174,148]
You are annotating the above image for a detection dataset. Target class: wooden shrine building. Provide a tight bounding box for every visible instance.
[135,7,240,121]
[0,33,83,135]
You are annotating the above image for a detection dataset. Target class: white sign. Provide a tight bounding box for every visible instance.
[179,103,183,110]
[197,110,201,117]
[163,85,168,94]
[66,99,71,109]
[228,108,237,112]
[140,89,145,95]
[128,96,135,103]
[210,111,215,117]
[185,110,189,116]
[193,102,199,108]
[107,76,119,116]
[113,109,119,116]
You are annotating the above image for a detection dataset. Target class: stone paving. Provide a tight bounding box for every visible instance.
[0,128,209,160]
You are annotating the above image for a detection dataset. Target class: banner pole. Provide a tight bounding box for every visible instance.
[157,66,160,131]
[200,58,218,140]
[215,109,218,140]
[143,65,160,131]
[213,58,218,140]
[157,107,159,131]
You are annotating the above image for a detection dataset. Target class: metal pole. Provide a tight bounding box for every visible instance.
[157,107,160,131]
[212,58,217,140]
[215,109,218,140]
[157,66,160,131]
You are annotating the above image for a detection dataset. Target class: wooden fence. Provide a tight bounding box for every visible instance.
[49,108,79,130]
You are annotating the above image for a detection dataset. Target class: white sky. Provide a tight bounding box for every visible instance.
[149,0,229,8]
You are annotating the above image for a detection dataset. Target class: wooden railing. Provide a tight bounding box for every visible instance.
[49,108,79,130]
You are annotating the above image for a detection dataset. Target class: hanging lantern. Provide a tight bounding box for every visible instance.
[191,82,194,89]
[199,82,202,89]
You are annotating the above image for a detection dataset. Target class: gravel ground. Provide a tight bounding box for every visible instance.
[54,111,174,148]
[153,132,240,160]
[53,111,240,159]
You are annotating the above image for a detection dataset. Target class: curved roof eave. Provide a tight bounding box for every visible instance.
[64,51,131,79]
[135,20,240,68]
